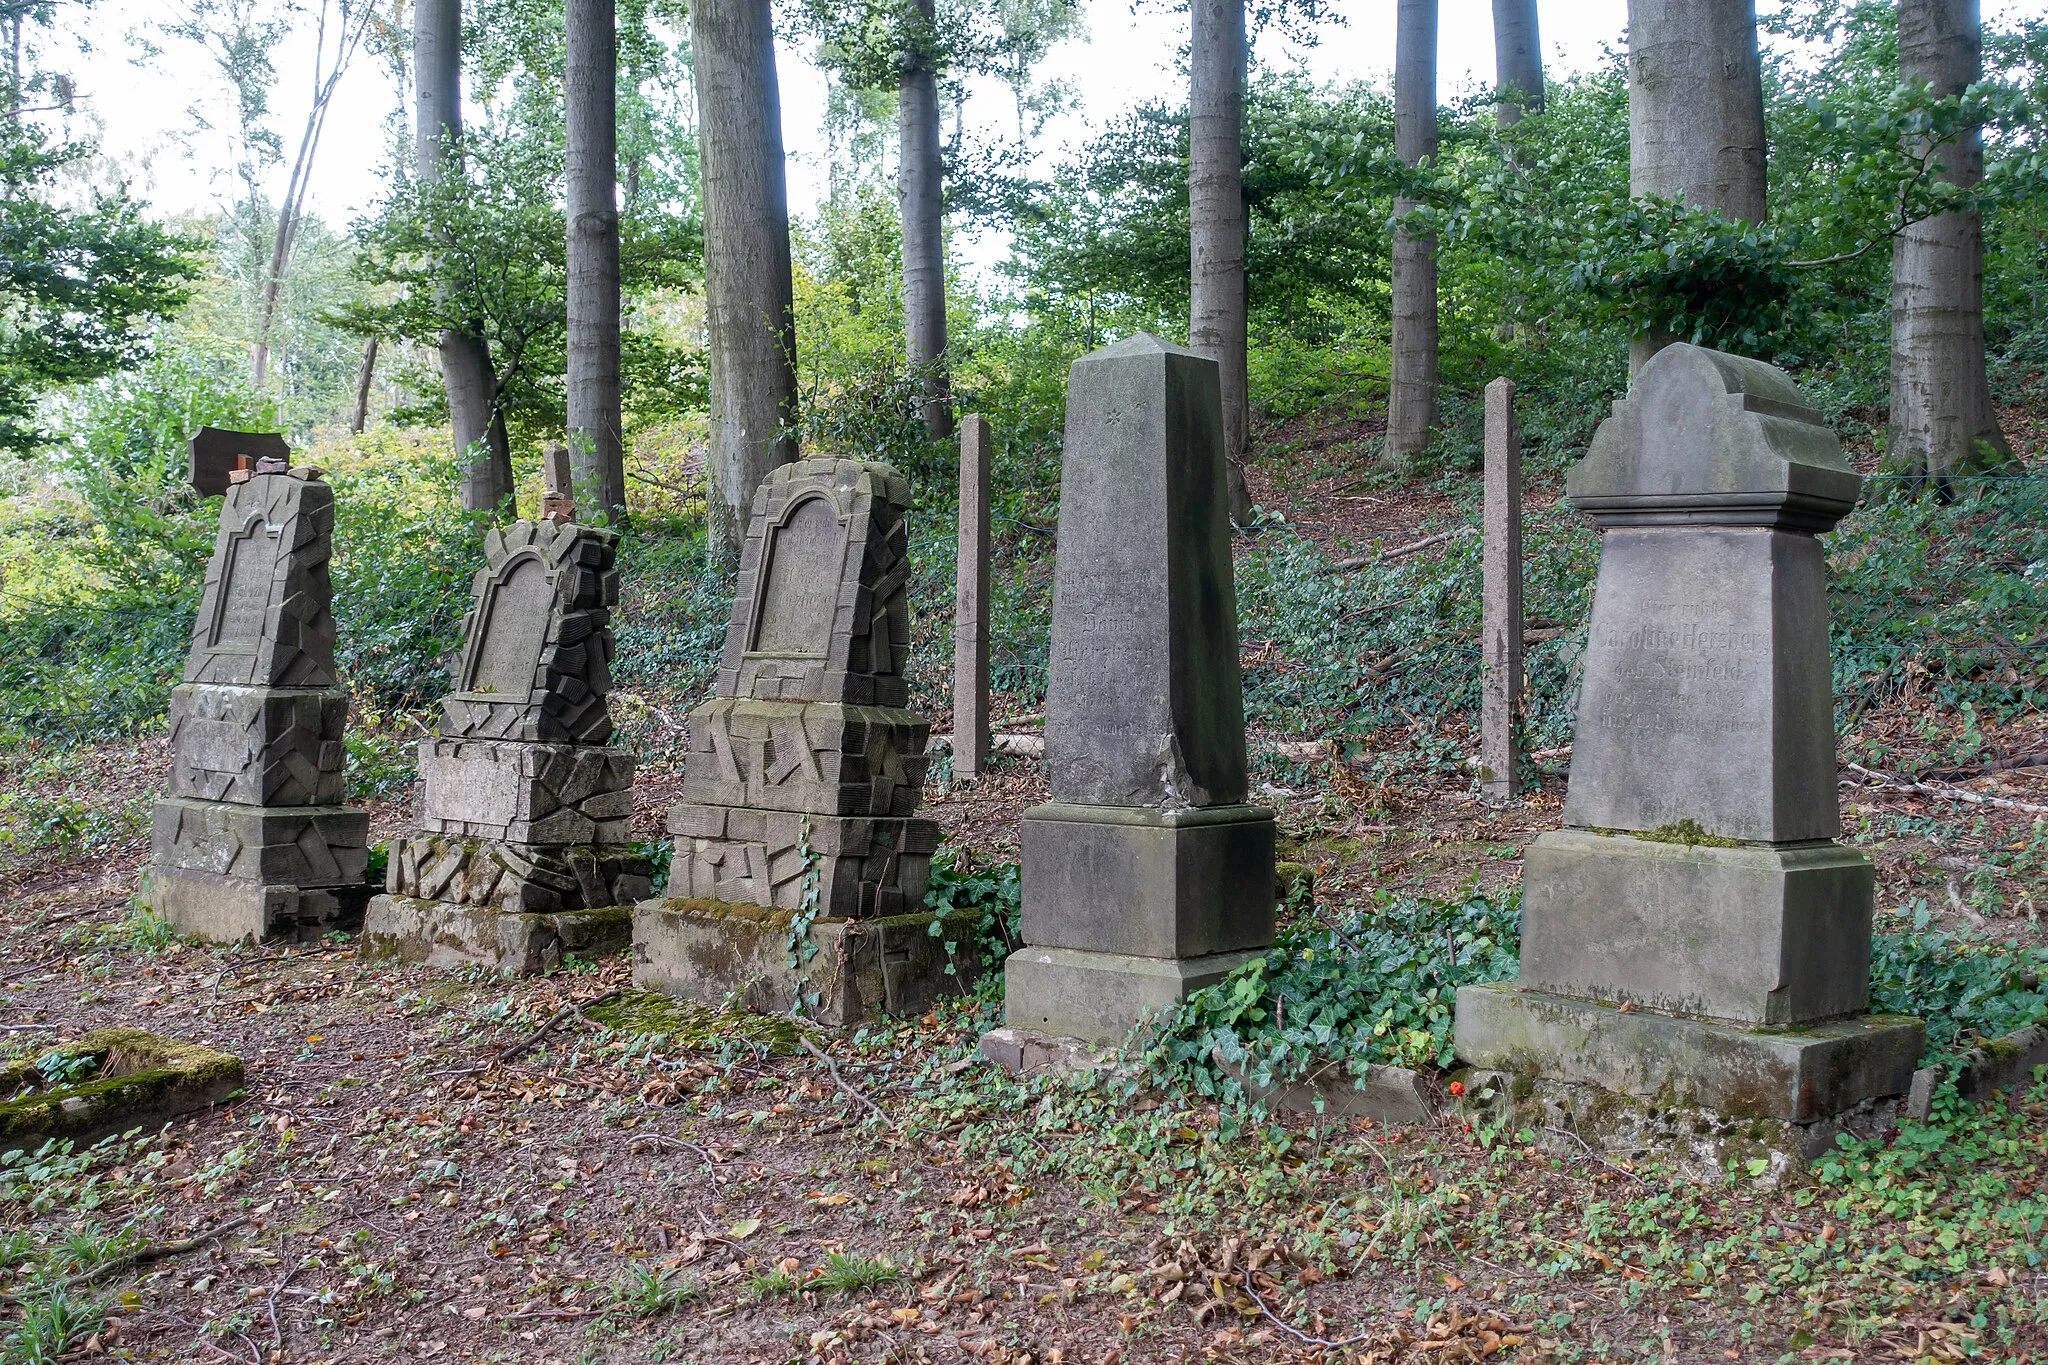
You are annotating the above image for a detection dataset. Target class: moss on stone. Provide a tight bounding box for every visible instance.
[1634,819,1742,849]
[583,989,799,1053]
[0,1028,244,1150]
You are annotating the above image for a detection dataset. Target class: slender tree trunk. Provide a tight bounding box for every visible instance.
[1491,0,1542,126]
[567,0,626,520]
[1626,0,1767,373]
[692,0,799,556]
[1387,0,1439,464]
[899,0,951,439]
[416,0,513,513]
[1189,0,1251,520]
[351,336,377,433]
[1889,0,2009,484]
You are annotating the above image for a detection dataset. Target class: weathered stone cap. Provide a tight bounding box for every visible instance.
[1567,343,1861,532]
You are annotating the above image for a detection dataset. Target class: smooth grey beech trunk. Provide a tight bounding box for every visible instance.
[1890,0,2009,481]
[1189,0,1252,522]
[692,0,799,557]
[566,0,626,519]
[415,0,514,514]
[900,0,951,438]
[1387,0,1439,464]
[1491,0,1542,125]
[1626,0,1767,374]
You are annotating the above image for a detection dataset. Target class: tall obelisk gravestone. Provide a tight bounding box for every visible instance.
[1002,335,1275,1044]
[1456,345,1921,1142]
[362,453,645,974]
[148,430,368,942]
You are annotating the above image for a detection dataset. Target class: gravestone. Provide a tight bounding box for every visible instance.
[361,517,648,975]
[1000,335,1275,1045]
[634,459,976,1023]
[1480,378,1523,801]
[1454,344,1922,1152]
[148,436,369,942]
[953,415,992,778]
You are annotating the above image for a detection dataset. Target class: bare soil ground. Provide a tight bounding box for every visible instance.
[3,430,2046,1364]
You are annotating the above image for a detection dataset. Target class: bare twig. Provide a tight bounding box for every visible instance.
[1921,750,2048,782]
[1544,1124,1649,1186]
[431,989,621,1078]
[1840,761,2048,815]
[799,1035,896,1129]
[268,1258,309,1351]
[1325,526,1476,573]
[0,955,62,984]
[1236,1270,1375,1349]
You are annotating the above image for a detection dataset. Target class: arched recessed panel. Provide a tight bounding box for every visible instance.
[750,496,842,657]
[465,555,552,697]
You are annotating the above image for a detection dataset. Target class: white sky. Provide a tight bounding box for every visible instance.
[62,0,1633,261]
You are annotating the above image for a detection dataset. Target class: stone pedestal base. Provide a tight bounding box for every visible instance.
[151,797,367,887]
[167,683,347,806]
[1002,945,1265,1044]
[1453,982,1923,1124]
[361,895,632,976]
[1018,802,1275,959]
[1521,830,1876,1024]
[665,806,938,919]
[145,866,365,944]
[417,738,634,845]
[387,834,650,915]
[632,897,980,1026]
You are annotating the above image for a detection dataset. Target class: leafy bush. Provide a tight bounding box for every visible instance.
[1143,888,1520,1108]
[923,846,1022,978]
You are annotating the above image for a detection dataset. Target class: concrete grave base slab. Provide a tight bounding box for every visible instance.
[1,1028,244,1154]
[1215,1053,1437,1125]
[146,865,365,944]
[1019,802,1276,960]
[1905,1022,2048,1120]
[1453,981,1923,1124]
[1002,944,1266,1045]
[633,897,982,1026]
[1520,829,1876,1025]
[976,1026,1118,1076]
[360,895,632,976]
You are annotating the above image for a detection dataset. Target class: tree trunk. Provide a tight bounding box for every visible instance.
[351,335,377,433]
[1189,0,1251,520]
[567,0,626,520]
[1387,0,1439,464]
[1889,0,2009,484]
[899,0,951,439]
[1626,0,1767,374]
[692,0,799,558]
[1491,0,1542,126]
[416,0,514,512]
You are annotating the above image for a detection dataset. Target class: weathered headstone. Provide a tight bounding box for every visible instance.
[148,436,369,942]
[361,517,647,974]
[953,414,992,778]
[634,459,975,1022]
[1455,344,1922,1151]
[1480,377,1523,801]
[1000,335,1275,1045]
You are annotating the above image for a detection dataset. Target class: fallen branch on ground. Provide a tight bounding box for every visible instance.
[0,1217,251,1306]
[1919,749,2048,782]
[1840,761,2048,815]
[799,1035,896,1129]
[431,989,621,1078]
[1324,525,1476,573]
[1236,1270,1375,1349]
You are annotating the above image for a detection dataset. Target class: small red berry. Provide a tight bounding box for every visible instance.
[1448,1080,1466,1097]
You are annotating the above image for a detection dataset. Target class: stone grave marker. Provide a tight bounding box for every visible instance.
[998,335,1275,1045]
[1480,377,1523,801]
[148,434,369,941]
[1454,344,1923,1156]
[634,458,976,1023]
[953,414,992,777]
[362,516,646,974]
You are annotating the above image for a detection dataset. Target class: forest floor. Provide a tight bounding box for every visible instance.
[3,421,2047,1365]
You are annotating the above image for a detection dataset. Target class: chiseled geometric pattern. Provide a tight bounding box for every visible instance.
[439,519,622,744]
[666,803,938,920]
[151,797,368,887]
[387,833,651,915]
[415,737,635,846]
[166,684,347,807]
[677,700,930,817]
[183,470,338,688]
[716,459,913,708]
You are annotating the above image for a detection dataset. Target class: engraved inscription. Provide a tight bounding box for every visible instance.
[752,496,842,656]
[1590,599,1764,737]
[208,520,281,650]
[466,555,552,697]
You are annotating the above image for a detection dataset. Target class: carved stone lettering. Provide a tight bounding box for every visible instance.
[751,496,842,657]
[209,521,279,651]
[467,556,551,698]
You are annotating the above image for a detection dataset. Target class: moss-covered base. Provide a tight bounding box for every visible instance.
[632,897,983,1026]
[360,895,632,976]
[0,1028,244,1155]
